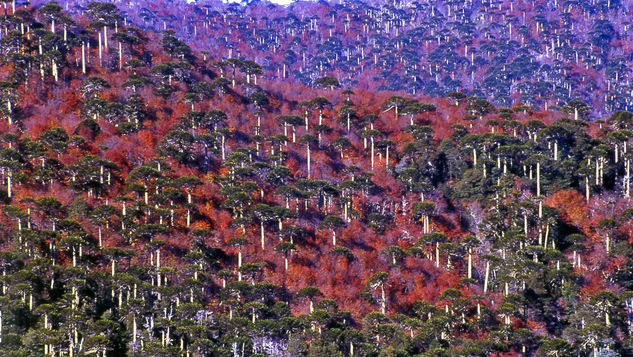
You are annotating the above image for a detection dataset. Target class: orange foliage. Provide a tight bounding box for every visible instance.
[546,190,589,232]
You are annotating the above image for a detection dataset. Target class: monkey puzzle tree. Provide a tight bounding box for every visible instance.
[39,127,69,157]
[111,31,141,70]
[296,286,323,313]
[157,130,196,165]
[239,262,266,285]
[274,242,296,271]
[39,1,62,33]
[360,128,382,171]
[320,215,345,246]
[412,201,435,234]
[363,272,389,314]
[174,176,202,227]
[270,205,293,236]
[35,196,63,231]
[596,218,618,255]
[226,58,242,87]
[128,165,161,205]
[314,76,339,90]
[86,2,122,50]
[239,60,262,85]
[228,237,249,281]
[402,101,436,126]
[299,134,318,178]
[427,233,450,268]
[381,245,407,267]
[589,290,618,327]
[460,235,480,279]
[468,98,495,121]
[376,139,395,170]
[562,99,590,121]
[332,137,351,159]
[90,204,118,248]
[281,225,305,245]
[102,247,134,277]
[60,235,87,268]
[80,76,110,99]
[0,81,17,126]
[249,203,274,250]
[0,147,21,199]
[338,105,357,133]
[382,95,407,122]
[309,97,332,127]
[446,91,467,106]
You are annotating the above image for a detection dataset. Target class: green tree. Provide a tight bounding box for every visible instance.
[296,286,323,313]
[314,76,340,90]
[249,204,274,250]
[320,215,345,246]
[382,96,407,121]
[274,242,296,271]
[363,272,389,314]
[562,99,590,121]
[299,134,318,178]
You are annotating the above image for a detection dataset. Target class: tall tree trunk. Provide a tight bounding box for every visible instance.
[82,41,86,74]
[536,162,541,196]
[484,261,490,293]
[103,25,108,49]
[6,171,10,198]
[237,247,242,281]
[586,176,590,201]
[467,250,472,279]
[380,285,386,314]
[370,137,374,170]
[627,157,631,198]
[306,144,311,178]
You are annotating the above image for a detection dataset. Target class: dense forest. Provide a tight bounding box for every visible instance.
[30,0,633,114]
[0,0,632,356]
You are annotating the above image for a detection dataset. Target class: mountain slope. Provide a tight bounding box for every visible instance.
[0,1,631,357]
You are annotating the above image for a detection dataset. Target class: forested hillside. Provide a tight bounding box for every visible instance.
[0,0,632,356]
[30,0,633,114]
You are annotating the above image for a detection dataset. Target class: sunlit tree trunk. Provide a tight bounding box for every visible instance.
[306,144,311,178]
[484,261,490,293]
[467,249,472,279]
